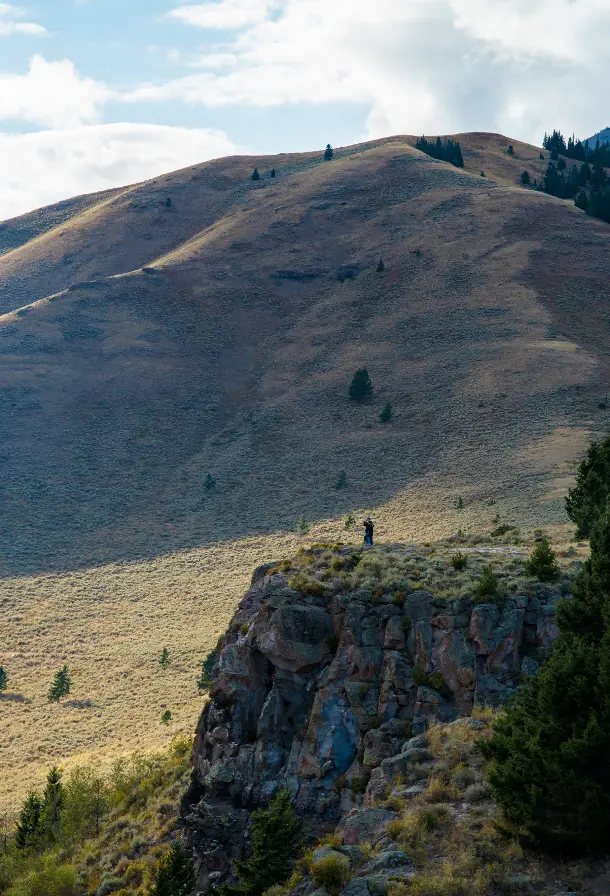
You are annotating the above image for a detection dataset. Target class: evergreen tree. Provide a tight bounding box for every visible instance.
[348,368,373,401]
[153,840,196,896]
[379,401,393,423]
[507,144,514,155]
[204,473,216,491]
[160,647,170,669]
[557,157,566,171]
[197,650,218,692]
[524,538,560,582]
[334,471,347,490]
[324,144,334,161]
[270,168,276,178]
[520,170,530,185]
[575,190,589,212]
[0,666,6,692]
[565,433,610,537]
[376,258,384,272]
[47,665,71,703]
[15,792,42,849]
[543,162,563,197]
[41,767,64,841]
[550,148,559,161]
[479,508,610,854]
[220,789,303,896]
[251,168,260,181]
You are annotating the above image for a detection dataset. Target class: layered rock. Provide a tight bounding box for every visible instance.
[183,549,565,886]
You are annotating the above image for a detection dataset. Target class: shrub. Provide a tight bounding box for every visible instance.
[412,666,428,687]
[524,538,560,582]
[161,710,172,725]
[270,168,276,178]
[296,514,310,536]
[344,513,356,531]
[479,507,610,854]
[97,878,125,896]
[463,783,490,803]
[311,854,350,891]
[456,496,463,510]
[220,789,303,896]
[376,258,384,272]
[204,473,216,491]
[428,672,452,698]
[507,144,514,155]
[451,552,468,571]
[324,144,334,161]
[197,650,218,692]
[565,434,610,537]
[380,401,393,423]
[520,170,530,185]
[348,368,373,401]
[288,574,327,596]
[491,524,514,537]
[334,471,347,490]
[474,566,498,599]
[251,168,260,181]
[402,616,412,633]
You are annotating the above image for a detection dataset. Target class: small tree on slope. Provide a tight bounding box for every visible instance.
[0,666,6,691]
[524,537,560,582]
[48,665,71,703]
[220,789,303,896]
[479,506,610,854]
[153,840,196,896]
[349,368,373,401]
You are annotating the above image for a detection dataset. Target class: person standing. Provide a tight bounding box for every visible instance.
[363,517,374,545]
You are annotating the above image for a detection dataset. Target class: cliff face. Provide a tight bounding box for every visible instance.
[182,544,565,886]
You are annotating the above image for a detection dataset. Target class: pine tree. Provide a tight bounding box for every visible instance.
[0,666,6,692]
[334,471,347,490]
[348,368,373,401]
[204,473,216,491]
[160,648,170,669]
[479,507,610,854]
[376,258,384,272]
[524,538,560,582]
[296,514,310,536]
[507,144,514,155]
[15,792,42,849]
[379,401,393,423]
[557,157,567,171]
[566,433,610,537]
[520,170,530,185]
[47,665,71,703]
[324,144,334,161]
[41,767,64,841]
[270,168,276,178]
[197,650,218,692]
[220,789,303,896]
[153,840,196,896]
[251,168,260,181]
[575,190,589,212]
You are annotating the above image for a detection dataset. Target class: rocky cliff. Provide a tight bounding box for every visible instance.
[182,542,567,888]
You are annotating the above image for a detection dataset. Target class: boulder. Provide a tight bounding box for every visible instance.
[253,604,334,672]
[338,808,396,845]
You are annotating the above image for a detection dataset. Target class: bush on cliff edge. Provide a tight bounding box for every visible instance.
[480,507,610,854]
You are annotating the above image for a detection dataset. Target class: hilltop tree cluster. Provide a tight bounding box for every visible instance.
[415,136,464,168]
[541,129,610,223]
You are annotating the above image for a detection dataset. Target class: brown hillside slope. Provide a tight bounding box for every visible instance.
[0,133,607,807]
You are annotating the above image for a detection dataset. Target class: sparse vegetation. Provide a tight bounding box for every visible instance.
[451,552,468,571]
[297,514,311,536]
[159,647,170,669]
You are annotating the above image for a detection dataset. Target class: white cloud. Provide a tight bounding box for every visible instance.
[0,3,46,37]
[0,123,238,219]
[0,56,109,128]
[152,0,610,143]
[170,0,275,30]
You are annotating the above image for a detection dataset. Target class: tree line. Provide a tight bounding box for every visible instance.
[415,136,464,168]
[539,128,610,223]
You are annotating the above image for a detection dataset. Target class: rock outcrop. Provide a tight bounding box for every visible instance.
[182,546,565,887]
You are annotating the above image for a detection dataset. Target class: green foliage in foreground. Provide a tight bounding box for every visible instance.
[153,840,196,896]
[565,433,610,537]
[0,735,193,896]
[480,507,610,855]
[220,789,303,896]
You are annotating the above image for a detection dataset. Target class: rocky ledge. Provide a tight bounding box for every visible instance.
[182,543,569,888]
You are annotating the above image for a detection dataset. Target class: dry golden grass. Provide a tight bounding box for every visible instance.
[0,131,603,810]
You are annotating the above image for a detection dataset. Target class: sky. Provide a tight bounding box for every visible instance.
[1,0,609,218]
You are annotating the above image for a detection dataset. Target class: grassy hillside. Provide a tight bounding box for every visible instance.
[0,132,606,810]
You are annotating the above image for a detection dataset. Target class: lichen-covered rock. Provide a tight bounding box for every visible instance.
[183,550,565,886]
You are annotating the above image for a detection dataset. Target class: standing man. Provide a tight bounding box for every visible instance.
[363,517,374,545]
